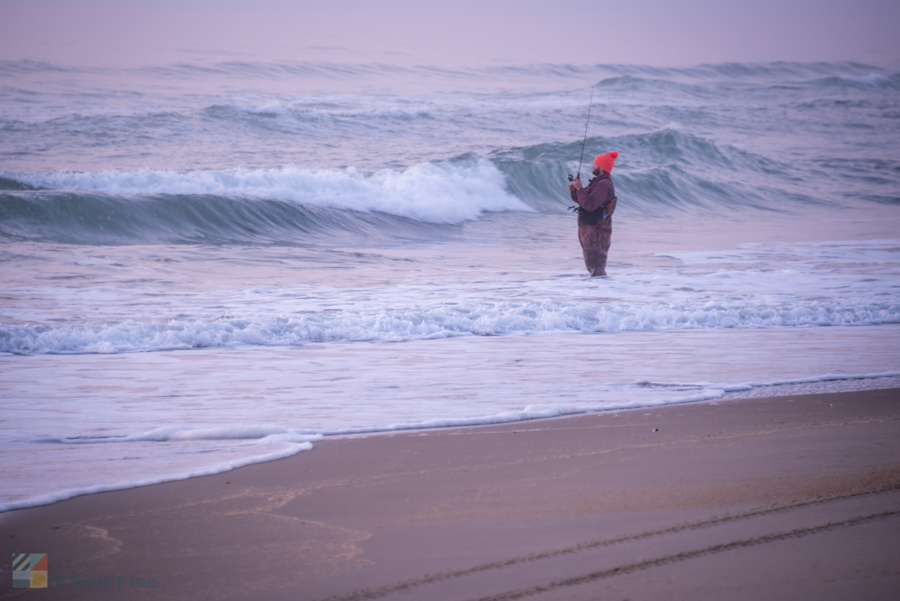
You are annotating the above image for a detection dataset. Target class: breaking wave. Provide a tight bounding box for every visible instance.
[4,122,899,245]
[0,158,532,244]
[3,298,899,355]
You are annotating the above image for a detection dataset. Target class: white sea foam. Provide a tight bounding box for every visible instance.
[0,441,314,514]
[658,239,900,265]
[2,325,899,514]
[4,370,894,514]
[3,298,898,355]
[323,371,900,436]
[321,392,732,436]
[61,425,323,444]
[4,159,531,224]
[635,371,900,392]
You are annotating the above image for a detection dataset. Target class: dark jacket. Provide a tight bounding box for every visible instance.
[570,172,616,226]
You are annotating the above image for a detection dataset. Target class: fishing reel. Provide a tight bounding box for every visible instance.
[567,173,575,182]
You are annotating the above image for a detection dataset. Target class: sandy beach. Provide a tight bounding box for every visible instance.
[1,387,898,600]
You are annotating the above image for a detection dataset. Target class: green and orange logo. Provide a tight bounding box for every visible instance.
[13,553,48,588]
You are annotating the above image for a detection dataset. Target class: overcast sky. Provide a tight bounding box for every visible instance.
[2,0,898,68]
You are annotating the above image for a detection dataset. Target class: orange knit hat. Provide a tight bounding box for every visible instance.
[594,151,618,172]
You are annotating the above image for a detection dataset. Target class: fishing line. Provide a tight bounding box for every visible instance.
[569,85,595,182]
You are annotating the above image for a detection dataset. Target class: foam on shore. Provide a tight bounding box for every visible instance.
[2,371,897,515]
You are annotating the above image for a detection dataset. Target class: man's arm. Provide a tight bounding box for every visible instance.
[575,180,609,212]
[568,176,583,204]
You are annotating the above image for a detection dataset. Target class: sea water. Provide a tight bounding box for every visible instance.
[1,60,899,511]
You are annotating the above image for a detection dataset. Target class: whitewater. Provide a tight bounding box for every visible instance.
[1,59,899,512]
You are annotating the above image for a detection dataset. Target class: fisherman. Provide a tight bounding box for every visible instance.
[567,151,618,276]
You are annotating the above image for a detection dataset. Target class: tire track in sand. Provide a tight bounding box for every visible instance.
[319,482,900,601]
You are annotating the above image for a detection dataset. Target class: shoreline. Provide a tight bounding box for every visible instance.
[5,325,900,518]
[2,387,899,600]
[2,373,899,516]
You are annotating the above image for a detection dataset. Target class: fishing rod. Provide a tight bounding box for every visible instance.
[568,85,595,183]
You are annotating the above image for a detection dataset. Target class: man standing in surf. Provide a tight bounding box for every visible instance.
[568,151,618,276]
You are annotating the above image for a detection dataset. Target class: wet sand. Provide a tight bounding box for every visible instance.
[2,388,899,600]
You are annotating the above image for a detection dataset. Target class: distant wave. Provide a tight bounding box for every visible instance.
[798,73,900,90]
[2,58,891,84]
[492,128,834,212]
[3,299,898,355]
[202,102,435,125]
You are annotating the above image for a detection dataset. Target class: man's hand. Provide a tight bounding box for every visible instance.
[567,176,583,192]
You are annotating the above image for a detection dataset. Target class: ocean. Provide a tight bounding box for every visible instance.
[1,59,899,512]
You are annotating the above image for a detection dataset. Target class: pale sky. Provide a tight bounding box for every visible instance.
[1,0,898,68]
